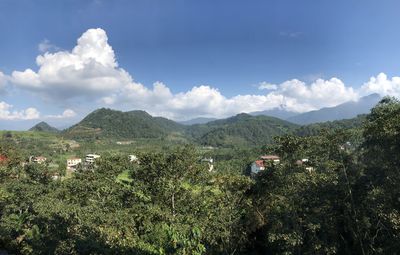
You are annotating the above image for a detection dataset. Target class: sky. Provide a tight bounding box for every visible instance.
[1,0,400,130]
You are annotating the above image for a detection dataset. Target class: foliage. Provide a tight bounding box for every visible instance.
[1,99,400,254]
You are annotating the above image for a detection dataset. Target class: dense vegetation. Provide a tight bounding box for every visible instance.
[2,98,400,254]
[189,113,298,147]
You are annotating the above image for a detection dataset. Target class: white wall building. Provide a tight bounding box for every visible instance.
[67,157,82,171]
[129,154,138,162]
[85,154,100,164]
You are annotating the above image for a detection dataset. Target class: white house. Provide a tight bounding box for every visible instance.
[30,156,47,164]
[251,160,265,175]
[201,158,214,172]
[260,155,280,164]
[129,154,138,162]
[67,157,82,170]
[85,154,100,164]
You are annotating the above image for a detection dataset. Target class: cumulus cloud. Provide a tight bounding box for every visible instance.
[38,39,60,53]
[0,101,40,120]
[7,28,400,120]
[12,28,131,100]
[111,78,357,119]
[360,73,400,98]
[258,82,277,91]
[46,109,77,119]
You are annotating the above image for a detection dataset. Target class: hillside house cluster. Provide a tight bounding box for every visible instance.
[251,155,280,176]
[251,155,315,177]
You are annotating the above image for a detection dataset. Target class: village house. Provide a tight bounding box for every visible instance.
[201,158,214,172]
[67,157,82,171]
[250,155,280,176]
[128,154,138,162]
[30,156,47,164]
[260,155,280,164]
[117,141,133,145]
[85,154,100,164]
[0,155,8,165]
[251,160,265,175]
[296,158,314,173]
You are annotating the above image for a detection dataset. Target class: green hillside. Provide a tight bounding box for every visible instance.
[186,113,299,147]
[62,108,367,147]
[29,121,59,133]
[296,114,366,136]
[63,108,185,139]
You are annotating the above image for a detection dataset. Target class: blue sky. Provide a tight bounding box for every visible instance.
[1,0,400,129]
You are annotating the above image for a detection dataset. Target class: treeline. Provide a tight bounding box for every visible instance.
[1,97,400,254]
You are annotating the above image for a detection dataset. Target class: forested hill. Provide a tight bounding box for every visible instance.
[29,121,59,133]
[186,113,299,147]
[295,114,367,136]
[63,108,185,139]
[61,108,368,146]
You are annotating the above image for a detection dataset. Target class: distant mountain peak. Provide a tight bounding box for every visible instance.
[287,93,382,125]
[29,121,59,133]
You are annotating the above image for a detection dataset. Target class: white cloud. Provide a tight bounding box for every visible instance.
[46,109,77,119]
[258,82,278,91]
[267,78,358,112]
[38,39,60,53]
[112,78,357,119]
[0,101,40,120]
[7,28,399,121]
[360,73,400,98]
[0,71,8,92]
[12,28,131,100]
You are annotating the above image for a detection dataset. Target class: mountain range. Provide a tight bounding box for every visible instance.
[180,93,381,125]
[285,93,381,124]
[28,93,382,147]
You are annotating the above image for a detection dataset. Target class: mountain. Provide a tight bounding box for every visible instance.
[179,117,218,125]
[250,107,299,119]
[295,114,367,137]
[287,93,381,125]
[186,113,299,147]
[63,108,185,139]
[29,121,59,133]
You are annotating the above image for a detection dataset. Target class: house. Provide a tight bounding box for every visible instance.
[296,158,314,173]
[51,173,61,180]
[260,155,280,164]
[0,155,8,165]
[67,157,82,171]
[30,156,47,164]
[85,154,100,164]
[201,158,214,172]
[250,155,280,176]
[128,154,138,162]
[251,160,265,175]
[117,141,133,145]
[296,158,309,165]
